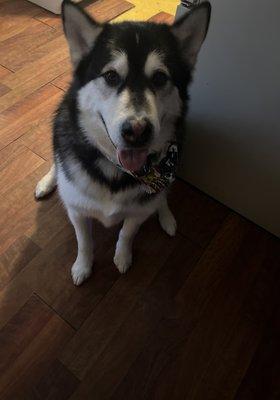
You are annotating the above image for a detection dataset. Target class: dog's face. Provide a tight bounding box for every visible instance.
[62,0,211,172]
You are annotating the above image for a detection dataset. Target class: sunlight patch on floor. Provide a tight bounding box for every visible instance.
[114,0,177,22]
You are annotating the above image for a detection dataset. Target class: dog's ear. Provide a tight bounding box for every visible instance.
[171,2,211,68]
[62,0,103,67]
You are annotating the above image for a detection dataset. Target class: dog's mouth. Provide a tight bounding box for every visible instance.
[97,112,150,172]
[117,148,148,173]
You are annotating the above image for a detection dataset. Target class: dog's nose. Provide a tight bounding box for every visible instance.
[121,118,152,147]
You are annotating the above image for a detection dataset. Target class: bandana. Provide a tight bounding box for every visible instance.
[118,141,178,194]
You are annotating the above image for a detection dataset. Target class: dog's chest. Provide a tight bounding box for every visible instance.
[57,164,151,226]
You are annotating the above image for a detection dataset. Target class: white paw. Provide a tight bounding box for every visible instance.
[159,211,177,237]
[114,248,132,274]
[35,177,55,199]
[71,260,92,286]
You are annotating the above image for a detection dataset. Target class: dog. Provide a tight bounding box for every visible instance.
[35,0,211,285]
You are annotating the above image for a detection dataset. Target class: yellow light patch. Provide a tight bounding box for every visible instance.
[114,0,177,22]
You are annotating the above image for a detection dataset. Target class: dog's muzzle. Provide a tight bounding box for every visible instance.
[121,117,153,148]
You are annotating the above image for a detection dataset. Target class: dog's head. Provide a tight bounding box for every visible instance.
[62,0,211,172]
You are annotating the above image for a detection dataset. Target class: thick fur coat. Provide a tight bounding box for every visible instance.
[36,0,211,285]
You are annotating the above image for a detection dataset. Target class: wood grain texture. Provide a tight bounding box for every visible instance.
[148,11,174,24]
[111,216,280,400]
[18,118,53,161]
[0,161,52,253]
[0,84,63,146]
[84,0,135,22]
[0,142,44,196]
[234,273,280,400]
[0,20,59,72]
[0,66,13,80]
[0,295,75,400]
[0,235,40,290]
[0,83,10,97]
[31,359,80,400]
[0,3,279,399]
[68,236,202,399]
[34,0,135,28]
[0,0,42,42]
[169,179,229,247]
[51,71,72,92]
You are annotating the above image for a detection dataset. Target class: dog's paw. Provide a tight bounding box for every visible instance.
[159,210,177,237]
[114,248,132,274]
[71,261,92,286]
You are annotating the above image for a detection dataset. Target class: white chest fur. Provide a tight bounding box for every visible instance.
[56,160,162,227]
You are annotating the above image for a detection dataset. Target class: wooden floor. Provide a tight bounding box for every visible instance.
[0,1,280,399]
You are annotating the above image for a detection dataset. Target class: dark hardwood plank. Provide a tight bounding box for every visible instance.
[234,296,280,400]
[0,207,72,331]
[30,359,80,400]
[0,161,52,253]
[192,234,280,400]
[0,295,53,377]
[0,235,40,290]
[110,214,280,400]
[24,194,70,248]
[68,235,202,399]
[59,218,184,379]
[0,142,44,196]
[169,179,229,247]
[22,217,120,329]
[0,295,75,399]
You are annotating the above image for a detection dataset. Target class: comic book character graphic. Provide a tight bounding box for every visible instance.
[132,142,178,193]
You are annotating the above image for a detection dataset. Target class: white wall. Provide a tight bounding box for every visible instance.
[177,0,280,237]
[27,0,62,14]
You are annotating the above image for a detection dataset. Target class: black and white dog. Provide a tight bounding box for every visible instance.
[36,0,211,285]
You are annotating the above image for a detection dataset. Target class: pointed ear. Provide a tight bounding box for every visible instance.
[62,0,103,67]
[172,2,211,68]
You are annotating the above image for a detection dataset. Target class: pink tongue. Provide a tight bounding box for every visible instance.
[118,149,148,172]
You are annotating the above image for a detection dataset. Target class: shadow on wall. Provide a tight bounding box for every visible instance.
[179,116,280,236]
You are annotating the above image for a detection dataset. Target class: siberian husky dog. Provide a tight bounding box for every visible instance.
[35,0,211,285]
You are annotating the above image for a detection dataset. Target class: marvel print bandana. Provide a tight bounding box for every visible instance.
[122,141,178,194]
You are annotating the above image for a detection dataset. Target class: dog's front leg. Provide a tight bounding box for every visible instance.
[114,215,148,274]
[68,208,93,286]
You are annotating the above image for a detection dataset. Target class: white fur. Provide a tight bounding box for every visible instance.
[68,209,93,285]
[101,50,128,78]
[54,159,175,284]
[114,214,149,273]
[36,159,177,285]
[78,80,160,156]
[144,51,169,77]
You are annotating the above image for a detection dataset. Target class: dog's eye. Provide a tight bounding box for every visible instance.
[103,70,121,87]
[151,71,169,88]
